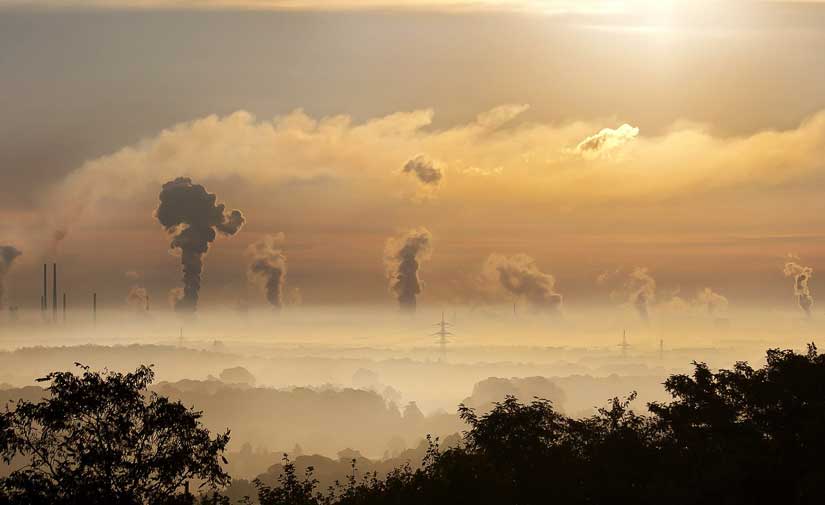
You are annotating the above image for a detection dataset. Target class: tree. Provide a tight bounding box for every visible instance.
[0,364,230,505]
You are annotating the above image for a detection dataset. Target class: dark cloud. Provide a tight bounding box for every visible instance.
[0,246,22,311]
[247,234,288,310]
[784,262,813,316]
[402,155,443,186]
[484,254,562,313]
[155,177,245,313]
[384,228,433,312]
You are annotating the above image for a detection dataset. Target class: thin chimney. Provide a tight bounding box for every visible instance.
[93,292,97,325]
[42,264,47,312]
[62,293,66,323]
[52,263,57,322]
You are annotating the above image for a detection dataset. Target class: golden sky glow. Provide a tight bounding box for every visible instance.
[1,0,825,311]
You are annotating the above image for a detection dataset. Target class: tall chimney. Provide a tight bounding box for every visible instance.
[42,264,47,312]
[52,263,57,322]
[93,292,97,325]
[62,293,66,323]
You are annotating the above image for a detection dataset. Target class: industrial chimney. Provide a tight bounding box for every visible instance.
[52,263,57,322]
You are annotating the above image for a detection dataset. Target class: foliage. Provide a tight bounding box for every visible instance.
[4,345,825,505]
[0,364,230,505]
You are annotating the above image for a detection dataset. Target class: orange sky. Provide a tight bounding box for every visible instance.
[1,0,824,312]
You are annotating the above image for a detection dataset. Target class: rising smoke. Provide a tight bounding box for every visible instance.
[402,155,443,186]
[384,228,433,312]
[155,177,245,312]
[784,262,813,316]
[695,287,729,316]
[0,246,22,310]
[126,286,150,312]
[247,234,288,309]
[483,254,563,313]
[627,267,656,322]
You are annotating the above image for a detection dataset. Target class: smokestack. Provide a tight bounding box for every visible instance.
[62,293,66,322]
[52,263,57,322]
[42,264,47,312]
[93,292,97,325]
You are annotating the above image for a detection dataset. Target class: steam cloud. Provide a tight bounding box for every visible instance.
[695,287,729,316]
[575,123,639,158]
[126,286,150,312]
[784,262,813,316]
[627,267,656,321]
[483,254,563,312]
[384,228,433,312]
[247,234,288,309]
[402,155,443,186]
[155,177,245,312]
[0,246,22,310]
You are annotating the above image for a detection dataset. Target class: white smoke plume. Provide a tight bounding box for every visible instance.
[784,261,813,316]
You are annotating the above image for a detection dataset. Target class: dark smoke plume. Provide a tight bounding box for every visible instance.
[627,267,655,322]
[402,155,443,186]
[0,246,22,311]
[247,234,287,309]
[384,228,433,312]
[155,177,245,312]
[784,262,813,316]
[484,254,562,312]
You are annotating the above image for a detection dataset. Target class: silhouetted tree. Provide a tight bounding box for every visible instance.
[0,364,230,505]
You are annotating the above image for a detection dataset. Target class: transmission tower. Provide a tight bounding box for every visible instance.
[431,311,454,362]
[617,329,631,356]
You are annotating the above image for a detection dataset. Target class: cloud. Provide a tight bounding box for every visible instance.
[402,155,443,186]
[482,253,562,312]
[575,123,639,159]
[43,105,825,252]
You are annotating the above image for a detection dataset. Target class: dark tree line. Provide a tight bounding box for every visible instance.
[3,345,825,505]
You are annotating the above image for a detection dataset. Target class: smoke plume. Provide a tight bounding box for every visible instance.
[247,234,288,309]
[0,246,22,310]
[384,228,433,312]
[126,286,150,312]
[784,262,813,316]
[402,155,443,186]
[483,254,563,312]
[695,287,729,315]
[155,177,245,312]
[627,267,656,321]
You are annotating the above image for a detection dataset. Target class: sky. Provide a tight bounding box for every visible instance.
[1,0,825,313]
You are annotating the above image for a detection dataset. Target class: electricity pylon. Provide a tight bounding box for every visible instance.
[432,311,453,362]
[618,329,631,356]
